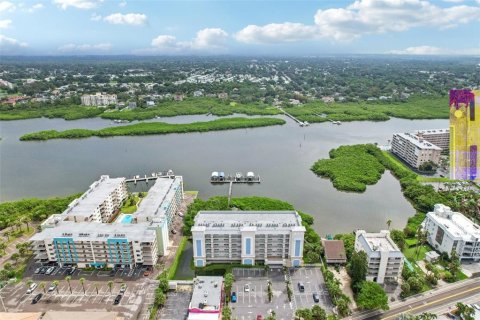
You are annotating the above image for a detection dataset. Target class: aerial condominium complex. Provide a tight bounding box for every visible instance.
[192,211,306,267]
[30,175,184,268]
[391,132,442,169]
[354,230,404,284]
[414,128,450,154]
[81,93,117,106]
[450,89,480,181]
[423,204,480,261]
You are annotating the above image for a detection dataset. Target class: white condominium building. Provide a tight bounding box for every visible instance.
[355,230,404,284]
[81,93,117,106]
[423,204,480,261]
[30,175,184,268]
[414,128,449,153]
[192,211,306,267]
[391,132,442,169]
[63,175,127,223]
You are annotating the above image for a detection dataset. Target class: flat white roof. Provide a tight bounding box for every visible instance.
[189,276,223,312]
[394,132,442,150]
[65,175,125,217]
[356,230,403,258]
[427,204,480,240]
[415,128,449,135]
[134,176,182,219]
[193,211,305,232]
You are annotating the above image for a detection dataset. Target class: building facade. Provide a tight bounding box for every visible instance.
[81,93,117,106]
[450,89,480,181]
[354,230,404,284]
[423,204,480,261]
[192,211,306,267]
[30,175,184,268]
[414,128,450,154]
[391,132,442,169]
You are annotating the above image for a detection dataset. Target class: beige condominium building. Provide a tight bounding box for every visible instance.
[192,211,306,267]
[355,230,404,284]
[30,175,183,268]
[414,128,449,154]
[391,132,442,169]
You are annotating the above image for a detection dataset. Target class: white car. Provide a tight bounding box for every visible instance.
[48,283,57,292]
[473,304,480,310]
[244,284,250,292]
[45,267,55,275]
[26,283,38,294]
[178,212,184,217]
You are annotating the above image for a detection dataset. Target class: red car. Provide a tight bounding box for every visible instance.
[256,316,264,320]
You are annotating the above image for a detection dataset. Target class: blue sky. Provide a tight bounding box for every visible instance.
[0,0,479,55]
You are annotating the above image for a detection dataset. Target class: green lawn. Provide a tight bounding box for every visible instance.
[120,195,141,214]
[403,244,431,261]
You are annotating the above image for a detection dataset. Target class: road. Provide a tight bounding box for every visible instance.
[349,278,480,320]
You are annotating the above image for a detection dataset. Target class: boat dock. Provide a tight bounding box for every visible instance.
[125,170,175,184]
[276,107,309,127]
[211,171,261,184]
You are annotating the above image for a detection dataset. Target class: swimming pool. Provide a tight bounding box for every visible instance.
[121,214,133,224]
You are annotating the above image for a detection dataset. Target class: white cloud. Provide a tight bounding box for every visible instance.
[58,43,112,52]
[143,28,229,54]
[442,0,464,2]
[389,45,480,55]
[0,1,15,13]
[90,13,102,21]
[235,0,480,43]
[53,0,101,10]
[119,0,126,7]
[0,34,27,48]
[0,19,11,29]
[28,3,44,13]
[103,13,147,26]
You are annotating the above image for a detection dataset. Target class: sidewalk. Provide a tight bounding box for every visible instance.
[0,228,35,268]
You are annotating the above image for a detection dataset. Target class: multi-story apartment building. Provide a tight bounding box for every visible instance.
[192,211,306,267]
[414,128,449,154]
[354,230,404,284]
[423,204,480,261]
[29,175,184,268]
[63,175,127,223]
[391,132,442,169]
[81,93,117,106]
[450,89,480,181]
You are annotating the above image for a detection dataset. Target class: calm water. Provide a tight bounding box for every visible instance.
[0,115,448,235]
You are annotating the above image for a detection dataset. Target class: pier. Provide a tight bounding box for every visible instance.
[276,107,308,127]
[125,170,175,184]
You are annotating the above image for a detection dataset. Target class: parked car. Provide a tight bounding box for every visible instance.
[171,229,177,234]
[178,212,184,218]
[120,284,127,294]
[231,292,237,303]
[473,304,480,310]
[68,267,76,275]
[298,282,305,292]
[32,293,42,304]
[48,283,57,292]
[45,267,55,275]
[446,313,456,319]
[256,316,264,320]
[34,267,41,274]
[244,284,250,292]
[114,294,122,305]
[312,293,320,303]
[26,283,38,294]
[39,267,48,274]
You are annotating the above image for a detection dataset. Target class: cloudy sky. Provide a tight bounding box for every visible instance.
[0,0,479,56]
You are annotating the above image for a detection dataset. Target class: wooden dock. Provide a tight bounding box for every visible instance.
[125,171,175,184]
[276,107,307,126]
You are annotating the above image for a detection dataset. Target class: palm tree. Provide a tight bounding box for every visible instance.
[386,219,392,230]
[0,242,7,255]
[107,281,114,294]
[53,280,59,294]
[65,276,72,294]
[95,283,99,295]
[79,277,86,294]
[39,282,46,294]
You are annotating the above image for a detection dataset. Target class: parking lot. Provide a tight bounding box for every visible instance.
[0,277,159,320]
[158,291,192,320]
[231,268,294,320]
[289,267,333,311]
[26,263,149,282]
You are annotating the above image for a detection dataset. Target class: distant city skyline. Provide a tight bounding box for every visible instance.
[0,0,479,56]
